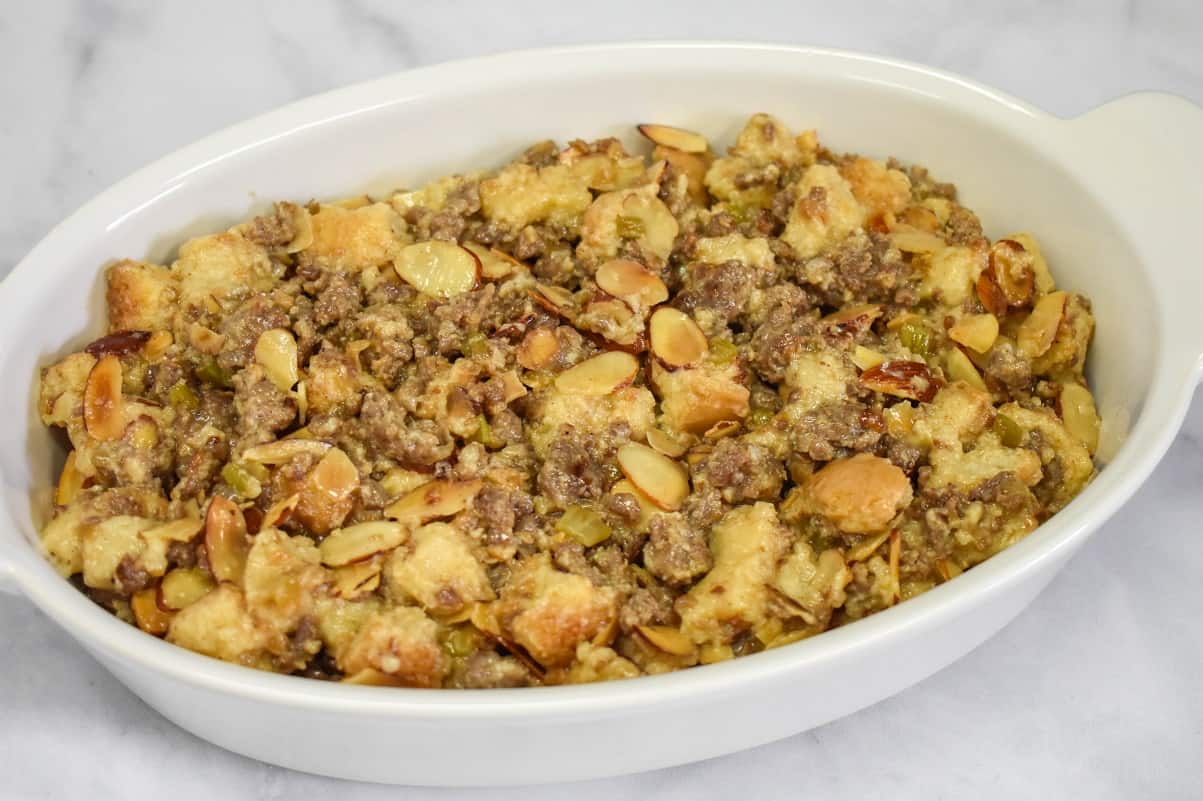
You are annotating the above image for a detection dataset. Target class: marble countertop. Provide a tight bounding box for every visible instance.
[2,1,1200,798]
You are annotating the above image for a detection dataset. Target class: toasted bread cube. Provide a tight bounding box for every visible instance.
[677,502,790,645]
[167,584,271,666]
[386,522,494,615]
[306,202,408,271]
[496,553,618,668]
[339,606,447,687]
[106,260,178,331]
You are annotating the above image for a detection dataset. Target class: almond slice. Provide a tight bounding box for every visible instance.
[858,360,939,403]
[635,624,696,656]
[946,347,987,390]
[131,588,173,636]
[1016,291,1067,359]
[394,240,481,298]
[851,345,886,371]
[241,438,332,465]
[157,567,216,611]
[989,239,1036,307]
[948,314,999,353]
[295,447,360,535]
[142,517,205,543]
[617,442,690,511]
[204,496,249,585]
[822,303,883,334]
[517,328,560,370]
[254,329,300,392]
[83,354,124,441]
[649,307,708,368]
[263,493,300,529]
[646,427,689,458]
[703,419,741,441]
[55,451,86,506]
[1059,382,1101,454]
[319,521,407,567]
[595,259,669,309]
[554,351,639,395]
[975,268,1009,317]
[188,323,226,355]
[463,242,523,280]
[384,478,483,523]
[530,283,576,316]
[890,225,947,254]
[332,558,383,599]
[498,370,528,403]
[609,479,659,532]
[85,330,152,358]
[637,124,709,154]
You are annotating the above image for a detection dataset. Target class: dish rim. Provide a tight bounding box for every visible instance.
[1,40,1198,716]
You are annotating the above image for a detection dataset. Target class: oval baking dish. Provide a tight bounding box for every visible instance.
[0,43,1200,786]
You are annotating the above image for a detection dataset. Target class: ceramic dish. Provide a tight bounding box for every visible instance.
[1,43,1200,786]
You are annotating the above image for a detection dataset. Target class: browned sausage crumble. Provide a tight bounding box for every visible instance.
[36,115,1100,687]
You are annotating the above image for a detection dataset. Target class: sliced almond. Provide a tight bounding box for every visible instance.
[1059,382,1101,454]
[517,328,560,370]
[636,624,696,656]
[241,438,332,465]
[554,351,639,395]
[144,330,174,362]
[394,240,481,298]
[858,360,939,403]
[332,557,383,599]
[295,447,360,535]
[989,239,1036,307]
[142,517,205,544]
[55,451,86,507]
[890,226,947,254]
[844,529,893,563]
[646,427,689,458]
[595,259,669,309]
[851,345,886,371]
[948,313,999,354]
[975,268,1009,318]
[609,479,659,532]
[188,323,226,355]
[946,347,987,391]
[83,354,124,441]
[384,478,483,524]
[822,303,883,334]
[617,442,690,511]
[254,329,300,392]
[131,588,173,636]
[158,567,216,611]
[530,283,576,316]
[498,370,528,403]
[320,521,407,567]
[649,307,708,368]
[653,145,710,205]
[204,496,249,585]
[1016,291,1067,359]
[703,419,741,441]
[637,123,709,154]
[85,330,153,358]
[263,493,300,529]
[463,242,522,280]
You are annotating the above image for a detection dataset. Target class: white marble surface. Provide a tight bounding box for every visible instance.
[2,1,1201,798]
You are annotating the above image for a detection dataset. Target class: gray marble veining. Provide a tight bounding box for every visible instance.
[1,1,1200,798]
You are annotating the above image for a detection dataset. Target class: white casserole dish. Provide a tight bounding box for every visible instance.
[0,43,1200,786]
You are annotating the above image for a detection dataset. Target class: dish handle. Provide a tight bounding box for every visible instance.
[1068,92,1203,387]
